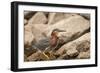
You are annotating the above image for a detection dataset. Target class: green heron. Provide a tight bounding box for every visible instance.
[31,29,66,59]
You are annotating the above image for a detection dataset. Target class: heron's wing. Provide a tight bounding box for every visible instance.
[33,38,50,51]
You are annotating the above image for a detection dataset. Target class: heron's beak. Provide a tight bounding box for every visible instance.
[51,29,66,36]
[55,30,66,36]
[55,29,66,37]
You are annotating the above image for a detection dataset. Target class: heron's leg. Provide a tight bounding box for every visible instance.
[50,40,60,53]
[37,50,49,60]
[33,47,49,60]
[31,46,49,60]
[42,52,50,60]
[44,47,51,52]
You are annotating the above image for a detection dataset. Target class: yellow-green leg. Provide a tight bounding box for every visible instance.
[42,52,49,60]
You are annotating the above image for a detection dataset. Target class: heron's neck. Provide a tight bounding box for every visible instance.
[51,33,56,37]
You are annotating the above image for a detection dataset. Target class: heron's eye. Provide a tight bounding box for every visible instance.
[51,31,57,36]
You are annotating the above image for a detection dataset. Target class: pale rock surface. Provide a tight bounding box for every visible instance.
[79,14,90,20]
[44,15,90,41]
[76,40,90,52]
[24,25,34,48]
[48,13,64,25]
[31,24,49,42]
[77,50,90,59]
[28,12,48,24]
[47,13,78,25]
[48,12,77,25]
[24,11,35,19]
[67,48,79,57]
[56,33,90,56]
[24,19,28,25]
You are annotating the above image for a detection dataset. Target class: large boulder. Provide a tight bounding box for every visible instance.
[25,23,48,44]
[27,51,50,61]
[44,15,90,41]
[66,48,79,58]
[77,50,90,59]
[47,13,78,25]
[48,13,65,25]
[24,19,28,25]
[79,14,90,20]
[31,24,49,42]
[28,12,48,24]
[76,40,90,52]
[56,33,90,56]
[24,25,34,48]
[24,11,35,19]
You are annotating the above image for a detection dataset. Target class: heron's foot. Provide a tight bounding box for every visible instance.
[42,52,50,60]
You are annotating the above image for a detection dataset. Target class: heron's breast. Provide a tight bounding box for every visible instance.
[50,37,58,46]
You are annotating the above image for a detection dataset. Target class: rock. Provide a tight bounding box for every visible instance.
[56,42,77,56]
[27,51,41,61]
[58,32,80,44]
[24,24,32,31]
[47,12,56,25]
[56,33,90,55]
[47,13,78,25]
[44,15,90,41]
[31,24,48,42]
[79,14,90,20]
[48,13,65,25]
[24,48,37,57]
[67,48,79,58]
[24,24,49,47]
[28,12,48,24]
[24,11,35,19]
[24,23,48,44]
[55,47,66,56]
[64,13,78,18]
[27,51,51,61]
[76,41,90,52]
[24,31,34,48]
[24,19,28,25]
[33,24,49,34]
[24,55,27,61]
[77,50,90,59]
[57,54,68,59]
[24,25,34,48]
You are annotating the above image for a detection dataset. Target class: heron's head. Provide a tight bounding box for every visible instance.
[51,29,66,36]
